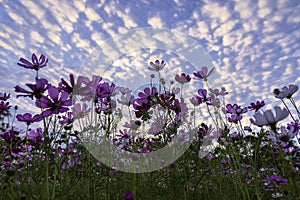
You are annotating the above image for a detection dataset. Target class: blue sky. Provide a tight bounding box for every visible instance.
[0,0,299,128]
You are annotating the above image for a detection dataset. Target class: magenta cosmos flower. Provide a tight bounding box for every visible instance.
[17,53,48,71]
[36,86,72,117]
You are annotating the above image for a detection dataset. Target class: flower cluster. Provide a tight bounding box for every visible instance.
[0,53,299,199]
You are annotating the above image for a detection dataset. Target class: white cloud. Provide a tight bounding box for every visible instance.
[148,15,165,28]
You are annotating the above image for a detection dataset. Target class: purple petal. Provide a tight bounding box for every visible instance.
[48,86,59,101]
[36,96,52,108]
[15,85,30,93]
[61,98,72,107]
[32,53,38,65]
[42,109,53,117]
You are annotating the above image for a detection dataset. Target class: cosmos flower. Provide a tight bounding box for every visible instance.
[0,129,21,143]
[121,191,136,200]
[0,93,10,101]
[17,53,48,71]
[35,86,72,117]
[116,129,132,140]
[59,112,73,126]
[228,114,243,123]
[148,60,166,72]
[15,78,48,99]
[59,74,87,95]
[79,75,102,101]
[117,93,135,106]
[274,84,298,99]
[195,89,212,105]
[265,175,288,189]
[135,87,158,105]
[175,73,191,84]
[223,103,248,115]
[197,123,212,138]
[248,100,265,112]
[148,116,168,135]
[190,97,200,106]
[96,82,116,101]
[27,128,44,147]
[0,101,11,118]
[16,113,42,125]
[268,125,298,143]
[209,88,228,96]
[71,103,91,119]
[250,106,289,129]
[287,120,300,133]
[115,86,132,95]
[193,66,214,81]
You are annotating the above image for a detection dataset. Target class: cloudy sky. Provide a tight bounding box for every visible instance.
[0,0,299,129]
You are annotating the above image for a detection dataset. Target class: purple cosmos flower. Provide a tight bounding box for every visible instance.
[195,89,212,105]
[190,97,200,106]
[159,91,175,107]
[148,116,168,135]
[72,103,91,119]
[95,99,116,115]
[169,99,181,114]
[16,113,42,125]
[0,93,10,101]
[287,119,300,133]
[197,123,212,138]
[121,191,136,200]
[274,84,298,99]
[15,78,48,99]
[17,53,48,71]
[59,112,73,126]
[268,126,298,143]
[250,106,289,130]
[27,128,44,147]
[171,87,180,94]
[36,86,72,117]
[223,103,247,115]
[0,101,11,118]
[223,104,247,123]
[115,86,132,95]
[175,73,191,84]
[228,114,243,123]
[148,60,166,72]
[209,88,228,96]
[79,75,102,101]
[194,66,214,81]
[59,74,86,95]
[116,129,132,140]
[117,93,135,106]
[133,102,151,121]
[248,100,265,112]
[135,87,158,105]
[266,175,288,188]
[95,82,116,101]
[0,130,21,143]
